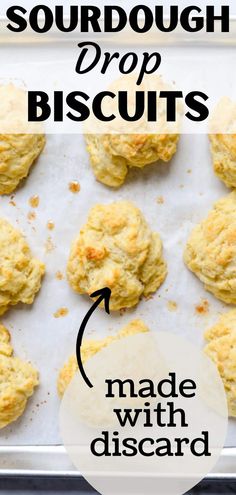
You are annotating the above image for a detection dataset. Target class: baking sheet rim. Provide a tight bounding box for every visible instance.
[0,445,236,478]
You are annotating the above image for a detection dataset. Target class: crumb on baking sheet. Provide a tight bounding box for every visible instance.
[47,221,55,231]
[9,200,16,207]
[54,307,69,318]
[69,181,80,193]
[195,299,209,315]
[45,236,55,253]
[156,196,164,204]
[27,211,36,222]
[29,195,40,208]
[167,300,178,312]
[187,169,192,174]
[144,294,154,301]
[56,271,64,280]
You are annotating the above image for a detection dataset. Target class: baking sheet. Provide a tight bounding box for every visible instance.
[0,23,235,451]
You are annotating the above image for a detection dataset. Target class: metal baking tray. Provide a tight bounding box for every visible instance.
[0,446,236,479]
[0,12,236,481]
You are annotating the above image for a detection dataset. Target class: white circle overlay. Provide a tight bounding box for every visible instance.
[59,331,228,495]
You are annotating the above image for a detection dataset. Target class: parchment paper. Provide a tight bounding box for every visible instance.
[0,132,234,447]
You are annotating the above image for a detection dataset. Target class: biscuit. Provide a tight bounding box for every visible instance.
[209,98,236,188]
[67,201,167,310]
[85,74,180,188]
[184,191,236,304]
[0,85,45,195]
[57,319,149,397]
[204,310,236,417]
[209,134,236,189]
[85,133,179,188]
[0,218,45,315]
[0,324,38,428]
[0,134,45,195]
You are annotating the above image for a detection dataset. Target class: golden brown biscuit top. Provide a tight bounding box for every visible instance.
[185,191,236,276]
[204,310,236,416]
[0,324,39,428]
[0,324,12,357]
[0,217,45,315]
[67,201,167,310]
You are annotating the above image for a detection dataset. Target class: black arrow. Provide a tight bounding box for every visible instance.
[76,287,111,388]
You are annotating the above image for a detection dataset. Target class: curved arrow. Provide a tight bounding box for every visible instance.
[76,287,111,388]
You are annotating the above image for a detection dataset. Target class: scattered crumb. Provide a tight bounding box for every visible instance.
[45,236,55,253]
[195,299,209,315]
[144,294,154,301]
[156,196,164,204]
[56,271,64,280]
[179,184,184,189]
[187,169,192,174]
[69,181,80,193]
[27,211,36,222]
[47,221,55,231]
[9,200,16,207]
[29,195,40,208]
[167,300,178,312]
[54,307,69,318]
